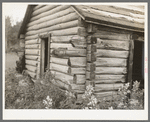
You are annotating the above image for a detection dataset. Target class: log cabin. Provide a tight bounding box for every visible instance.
[18,4,145,99]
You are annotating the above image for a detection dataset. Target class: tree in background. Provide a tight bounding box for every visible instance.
[5,16,22,52]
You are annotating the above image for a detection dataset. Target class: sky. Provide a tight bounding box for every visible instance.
[3,3,28,26]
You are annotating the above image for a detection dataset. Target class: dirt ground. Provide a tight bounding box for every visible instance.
[5,52,19,70]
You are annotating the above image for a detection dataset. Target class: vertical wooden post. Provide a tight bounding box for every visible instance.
[40,39,45,78]
[85,23,97,88]
[127,38,134,89]
[47,34,51,70]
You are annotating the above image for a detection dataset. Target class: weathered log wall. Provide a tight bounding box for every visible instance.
[76,23,131,100]
[24,5,87,94]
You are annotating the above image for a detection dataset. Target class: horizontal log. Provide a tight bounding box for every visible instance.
[95,67,127,75]
[26,20,81,36]
[26,65,37,73]
[68,57,86,67]
[73,90,85,94]
[51,70,74,85]
[50,57,69,66]
[97,38,129,50]
[95,75,126,80]
[95,58,127,67]
[25,24,84,40]
[27,11,77,31]
[33,5,46,11]
[26,60,38,66]
[25,39,40,45]
[51,27,86,36]
[73,75,86,84]
[94,79,126,84]
[25,44,40,49]
[96,49,129,58]
[70,84,85,90]
[25,55,39,61]
[26,70,36,79]
[92,31,130,41]
[50,63,69,74]
[29,5,70,25]
[68,67,86,75]
[31,5,59,17]
[50,43,85,50]
[51,78,71,91]
[94,83,124,92]
[52,48,86,57]
[25,49,39,55]
[51,35,86,43]
[94,91,118,98]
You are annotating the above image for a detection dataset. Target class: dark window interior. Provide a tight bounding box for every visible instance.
[132,41,144,88]
[44,38,48,72]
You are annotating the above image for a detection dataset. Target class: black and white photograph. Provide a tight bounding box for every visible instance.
[3,2,148,120]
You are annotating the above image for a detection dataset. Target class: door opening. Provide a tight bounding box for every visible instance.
[132,41,144,88]
[40,37,50,77]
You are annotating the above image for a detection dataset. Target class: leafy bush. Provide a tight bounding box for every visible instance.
[5,68,144,110]
[5,68,66,109]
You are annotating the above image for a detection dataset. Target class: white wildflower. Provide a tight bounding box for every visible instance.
[108,106,113,110]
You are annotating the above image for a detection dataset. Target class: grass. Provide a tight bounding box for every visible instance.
[5,52,19,70]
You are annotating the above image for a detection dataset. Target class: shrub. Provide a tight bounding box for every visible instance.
[5,68,66,109]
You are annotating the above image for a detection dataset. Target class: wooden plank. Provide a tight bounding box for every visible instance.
[94,79,126,84]
[25,49,39,55]
[26,70,36,79]
[95,75,126,80]
[95,67,127,75]
[127,40,134,88]
[71,84,85,90]
[26,59,38,66]
[68,57,86,67]
[25,39,40,45]
[68,67,86,75]
[40,40,45,77]
[87,5,144,19]
[25,55,39,61]
[51,70,74,85]
[78,5,144,23]
[96,49,129,58]
[52,48,86,57]
[25,44,40,49]
[29,5,70,25]
[50,57,69,66]
[51,35,86,43]
[26,65,37,73]
[97,38,129,50]
[50,63,69,74]
[80,10,144,30]
[95,58,127,67]
[94,83,124,92]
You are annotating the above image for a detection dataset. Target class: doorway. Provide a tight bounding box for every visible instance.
[40,37,50,77]
[132,40,144,88]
